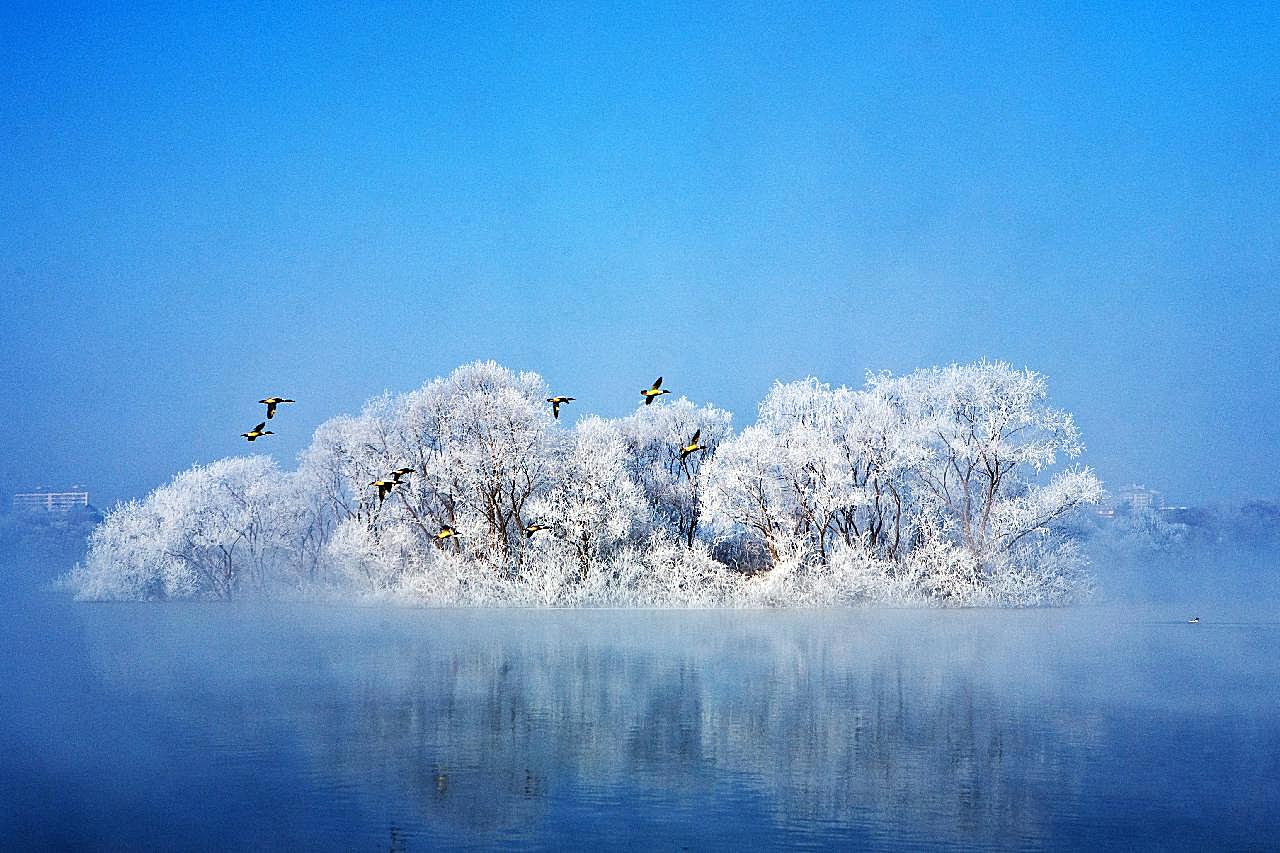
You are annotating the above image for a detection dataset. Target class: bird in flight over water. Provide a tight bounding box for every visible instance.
[642,377,671,405]
[258,397,295,419]
[680,429,705,461]
[369,479,396,504]
[241,422,273,442]
[547,396,575,419]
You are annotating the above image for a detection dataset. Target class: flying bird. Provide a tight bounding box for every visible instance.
[390,467,415,483]
[436,525,461,541]
[1188,616,1200,624]
[369,479,396,504]
[241,422,274,442]
[679,429,705,461]
[547,396,575,419]
[524,523,553,537]
[642,377,671,405]
[258,397,295,419]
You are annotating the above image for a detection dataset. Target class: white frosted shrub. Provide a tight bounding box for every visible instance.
[984,533,1095,607]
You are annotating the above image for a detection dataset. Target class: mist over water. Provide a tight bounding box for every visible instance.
[1092,543,1280,616]
[4,550,1278,850]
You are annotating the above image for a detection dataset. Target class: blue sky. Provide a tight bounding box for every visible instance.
[2,2,1277,506]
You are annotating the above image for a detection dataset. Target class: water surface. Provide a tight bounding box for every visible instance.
[2,587,1277,850]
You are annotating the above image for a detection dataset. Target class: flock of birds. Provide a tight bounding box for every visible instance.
[239,397,294,442]
[237,378,706,543]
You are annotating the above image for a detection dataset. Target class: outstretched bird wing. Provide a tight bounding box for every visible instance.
[252,422,266,433]
[265,401,277,419]
[691,429,700,444]
[651,377,663,390]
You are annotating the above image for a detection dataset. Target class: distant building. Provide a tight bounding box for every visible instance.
[12,487,91,513]
[1113,485,1163,513]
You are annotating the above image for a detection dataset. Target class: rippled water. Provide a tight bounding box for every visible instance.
[2,588,1278,850]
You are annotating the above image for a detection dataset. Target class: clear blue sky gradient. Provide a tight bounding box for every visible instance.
[2,2,1277,506]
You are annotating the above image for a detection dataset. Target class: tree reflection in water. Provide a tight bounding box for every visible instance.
[75,605,1280,849]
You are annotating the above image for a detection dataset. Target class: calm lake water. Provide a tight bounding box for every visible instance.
[2,585,1278,850]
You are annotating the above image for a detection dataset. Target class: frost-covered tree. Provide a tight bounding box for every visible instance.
[524,416,644,583]
[703,422,811,564]
[395,361,556,563]
[890,361,1102,568]
[706,378,928,564]
[296,413,377,525]
[69,456,298,600]
[297,361,559,577]
[617,397,732,548]
[67,496,179,600]
[824,381,931,558]
[706,362,1101,604]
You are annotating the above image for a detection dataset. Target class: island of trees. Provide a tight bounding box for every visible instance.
[64,360,1104,606]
